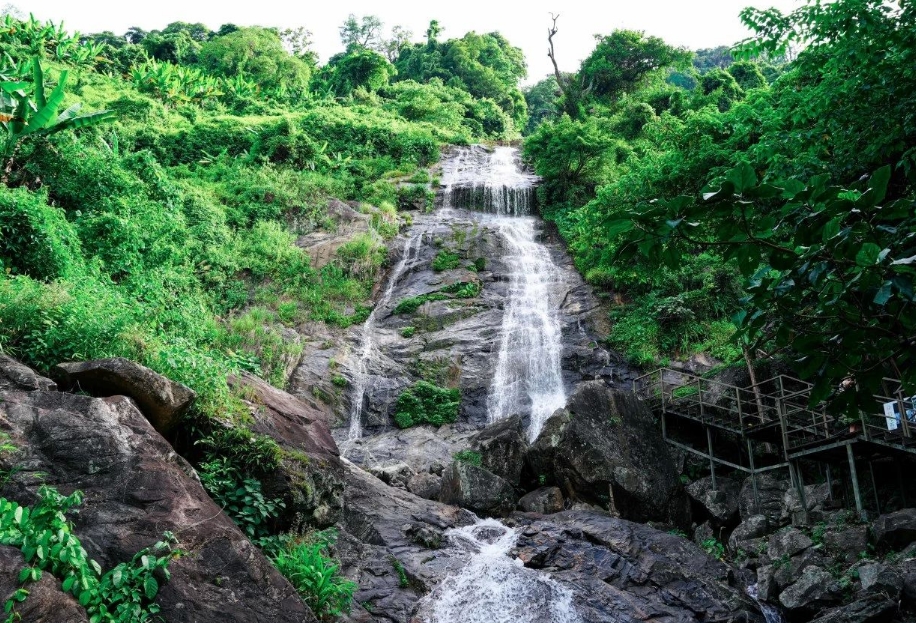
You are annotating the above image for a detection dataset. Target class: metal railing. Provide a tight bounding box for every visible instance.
[635,368,914,458]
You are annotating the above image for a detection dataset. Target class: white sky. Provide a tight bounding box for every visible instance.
[17,0,803,84]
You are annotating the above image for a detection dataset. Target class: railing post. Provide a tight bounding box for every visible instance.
[736,386,744,432]
[706,425,717,490]
[847,444,867,522]
[746,437,761,513]
[898,390,911,439]
[698,379,705,419]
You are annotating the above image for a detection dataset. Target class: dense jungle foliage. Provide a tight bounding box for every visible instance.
[524,0,916,409]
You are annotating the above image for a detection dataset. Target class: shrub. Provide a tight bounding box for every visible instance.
[394,381,461,428]
[432,250,461,272]
[453,450,482,466]
[269,531,356,619]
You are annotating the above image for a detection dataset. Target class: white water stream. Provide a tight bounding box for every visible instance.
[346,230,422,443]
[442,146,567,441]
[346,145,567,444]
[417,519,581,623]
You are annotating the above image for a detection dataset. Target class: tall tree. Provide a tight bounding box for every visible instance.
[339,14,383,51]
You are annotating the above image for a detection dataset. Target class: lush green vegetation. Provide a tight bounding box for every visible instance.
[453,450,482,467]
[266,529,356,620]
[0,10,529,617]
[394,380,461,428]
[524,0,916,407]
[0,486,177,622]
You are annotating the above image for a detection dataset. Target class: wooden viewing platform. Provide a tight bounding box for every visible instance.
[634,368,916,522]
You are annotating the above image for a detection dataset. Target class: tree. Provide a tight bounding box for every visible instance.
[198,27,312,98]
[579,30,691,102]
[323,48,393,96]
[523,75,560,134]
[608,163,916,411]
[339,14,383,51]
[382,25,413,63]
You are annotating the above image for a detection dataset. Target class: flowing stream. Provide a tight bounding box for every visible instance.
[416,518,581,623]
[442,146,567,441]
[346,145,567,443]
[345,230,422,444]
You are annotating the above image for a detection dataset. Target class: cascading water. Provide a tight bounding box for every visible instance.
[441,146,567,441]
[415,518,581,623]
[345,231,422,444]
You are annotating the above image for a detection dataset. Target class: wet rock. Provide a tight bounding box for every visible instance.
[340,425,475,477]
[528,382,689,525]
[370,462,414,489]
[730,514,771,555]
[406,471,442,500]
[0,367,313,623]
[768,527,814,560]
[232,371,344,528]
[901,558,916,606]
[756,564,778,601]
[512,511,764,623]
[872,508,916,550]
[686,475,741,526]
[694,521,716,546]
[337,462,476,621]
[808,594,898,623]
[783,483,832,523]
[0,545,87,622]
[824,525,869,565]
[0,354,56,391]
[518,487,564,515]
[739,473,790,523]
[470,414,528,485]
[51,357,195,434]
[779,566,840,616]
[438,461,517,517]
[772,548,828,591]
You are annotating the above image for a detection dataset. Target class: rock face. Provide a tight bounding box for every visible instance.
[0,545,88,622]
[739,473,790,522]
[51,358,196,434]
[0,358,314,622]
[518,487,564,514]
[296,199,371,269]
[779,567,840,616]
[527,382,689,525]
[438,461,517,517]
[470,414,527,485]
[513,511,763,623]
[231,372,345,528]
[686,475,741,526]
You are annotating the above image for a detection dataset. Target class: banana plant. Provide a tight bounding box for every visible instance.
[1,57,115,159]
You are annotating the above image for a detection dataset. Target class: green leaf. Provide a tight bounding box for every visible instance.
[62,575,75,593]
[867,165,891,205]
[726,163,757,193]
[856,243,882,267]
[144,575,158,600]
[874,282,893,305]
[822,217,842,242]
[21,70,67,135]
[111,567,123,588]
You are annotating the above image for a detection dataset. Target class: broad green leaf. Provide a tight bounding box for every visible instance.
[855,243,882,267]
[822,217,842,241]
[874,282,893,305]
[22,70,68,135]
[144,575,158,599]
[726,163,757,193]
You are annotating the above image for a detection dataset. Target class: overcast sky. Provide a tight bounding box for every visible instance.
[16,0,803,84]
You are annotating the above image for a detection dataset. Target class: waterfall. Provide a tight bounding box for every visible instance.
[441,146,567,441]
[345,231,421,443]
[416,518,581,623]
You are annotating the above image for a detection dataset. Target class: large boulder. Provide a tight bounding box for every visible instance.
[518,487,564,515]
[686,475,741,526]
[512,511,764,623]
[738,472,790,522]
[0,545,87,622]
[438,461,517,517]
[51,358,195,434]
[231,372,345,528]
[779,566,840,616]
[872,508,916,550]
[824,525,870,565]
[858,563,903,597]
[470,414,528,485]
[0,361,313,622]
[807,594,898,623]
[729,514,771,555]
[768,527,814,560]
[527,382,689,525]
[0,354,57,392]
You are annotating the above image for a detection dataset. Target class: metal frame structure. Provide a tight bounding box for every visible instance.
[634,369,916,522]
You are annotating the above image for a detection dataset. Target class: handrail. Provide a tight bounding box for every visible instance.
[636,367,913,455]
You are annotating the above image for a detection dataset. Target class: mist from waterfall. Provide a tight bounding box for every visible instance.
[441,146,567,441]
